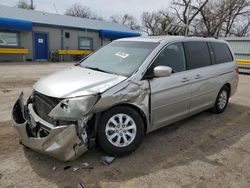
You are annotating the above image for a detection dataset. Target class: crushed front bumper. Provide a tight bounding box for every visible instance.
[11,93,88,161]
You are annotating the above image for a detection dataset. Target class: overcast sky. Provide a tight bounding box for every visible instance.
[0,0,170,20]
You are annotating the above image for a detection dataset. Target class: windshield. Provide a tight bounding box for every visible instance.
[80,41,159,76]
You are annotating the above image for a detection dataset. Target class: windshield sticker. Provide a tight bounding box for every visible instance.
[115,52,129,59]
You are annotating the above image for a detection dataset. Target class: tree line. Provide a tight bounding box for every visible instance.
[17,0,250,37]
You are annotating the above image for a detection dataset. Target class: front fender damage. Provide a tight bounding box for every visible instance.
[11,79,150,161]
[91,80,150,131]
[11,93,88,161]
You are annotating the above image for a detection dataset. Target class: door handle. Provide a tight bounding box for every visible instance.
[182,77,190,83]
[195,74,202,79]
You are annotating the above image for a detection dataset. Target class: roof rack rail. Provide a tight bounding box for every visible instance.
[187,34,218,39]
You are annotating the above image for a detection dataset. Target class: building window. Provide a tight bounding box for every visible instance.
[79,37,93,50]
[0,32,19,47]
[65,32,70,38]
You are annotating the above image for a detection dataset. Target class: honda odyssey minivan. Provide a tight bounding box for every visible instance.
[12,36,238,161]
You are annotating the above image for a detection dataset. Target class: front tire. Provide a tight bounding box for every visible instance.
[212,85,230,113]
[97,106,145,156]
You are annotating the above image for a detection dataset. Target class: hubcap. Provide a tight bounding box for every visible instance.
[218,90,228,109]
[105,113,137,147]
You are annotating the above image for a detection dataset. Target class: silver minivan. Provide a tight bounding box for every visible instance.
[12,36,238,161]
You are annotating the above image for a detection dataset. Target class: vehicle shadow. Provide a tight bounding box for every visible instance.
[24,102,250,187]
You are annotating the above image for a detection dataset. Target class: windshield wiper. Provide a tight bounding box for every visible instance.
[84,66,110,74]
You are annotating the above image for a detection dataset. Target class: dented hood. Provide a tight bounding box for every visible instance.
[34,66,127,98]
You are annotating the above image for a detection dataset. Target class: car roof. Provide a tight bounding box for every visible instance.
[116,36,226,44]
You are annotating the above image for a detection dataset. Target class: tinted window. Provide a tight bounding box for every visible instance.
[211,42,233,64]
[153,42,186,73]
[184,42,211,70]
[207,42,216,65]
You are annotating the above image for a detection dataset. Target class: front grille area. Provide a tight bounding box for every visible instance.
[32,91,62,124]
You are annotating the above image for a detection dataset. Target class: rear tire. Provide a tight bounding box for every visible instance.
[97,106,145,156]
[212,85,230,113]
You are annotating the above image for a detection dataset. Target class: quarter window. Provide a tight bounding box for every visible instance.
[153,42,186,73]
[79,37,93,50]
[0,32,19,47]
[184,41,211,70]
[211,42,233,64]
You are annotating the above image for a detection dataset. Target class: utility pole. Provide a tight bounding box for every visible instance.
[185,0,191,36]
[53,3,58,14]
[31,0,34,10]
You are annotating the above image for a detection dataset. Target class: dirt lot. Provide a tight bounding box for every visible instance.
[0,63,250,188]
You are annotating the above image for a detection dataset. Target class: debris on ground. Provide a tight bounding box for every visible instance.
[81,162,93,169]
[83,166,93,170]
[63,166,71,170]
[77,182,85,188]
[52,166,57,170]
[82,166,94,170]
[107,169,121,178]
[81,162,89,167]
[2,89,11,93]
[209,134,216,139]
[100,156,116,165]
[73,167,79,172]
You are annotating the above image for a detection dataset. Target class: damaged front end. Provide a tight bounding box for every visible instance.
[11,92,97,161]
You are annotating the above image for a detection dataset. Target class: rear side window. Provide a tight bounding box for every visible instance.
[211,42,233,64]
[184,41,211,70]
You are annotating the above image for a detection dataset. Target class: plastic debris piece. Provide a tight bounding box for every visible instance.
[100,156,116,165]
[77,182,85,188]
[52,166,57,170]
[82,166,93,170]
[81,162,93,169]
[63,166,71,170]
[73,167,79,172]
[81,162,89,167]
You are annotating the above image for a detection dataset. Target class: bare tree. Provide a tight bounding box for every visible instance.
[196,0,250,37]
[197,1,227,36]
[224,0,250,36]
[141,10,175,35]
[65,4,91,18]
[110,14,139,30]
[171,0,209,34]
[65,3,103,20]
[141,12,157,35]
[16,0,35,10]
[235,19,250,36]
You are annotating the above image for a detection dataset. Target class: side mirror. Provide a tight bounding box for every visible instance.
[153,66,172,77]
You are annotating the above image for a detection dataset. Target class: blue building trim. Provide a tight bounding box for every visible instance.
[99,29,140,39]
[0,17,32,31]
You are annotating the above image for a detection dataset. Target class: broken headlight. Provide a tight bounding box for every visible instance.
[48,95,98,121]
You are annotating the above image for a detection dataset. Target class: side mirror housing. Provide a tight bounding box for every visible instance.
[153,66,172,77]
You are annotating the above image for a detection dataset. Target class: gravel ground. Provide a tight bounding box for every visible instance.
[0,63,250,188]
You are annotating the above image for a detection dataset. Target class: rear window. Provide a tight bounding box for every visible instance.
[184,41,211,70]
[211,42,233,64]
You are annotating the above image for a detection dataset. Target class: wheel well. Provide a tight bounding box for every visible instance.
[102,104,148,133]
[224,83,231,96]
[86,104,148,149]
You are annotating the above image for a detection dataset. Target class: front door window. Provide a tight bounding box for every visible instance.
[154,42,186,73]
